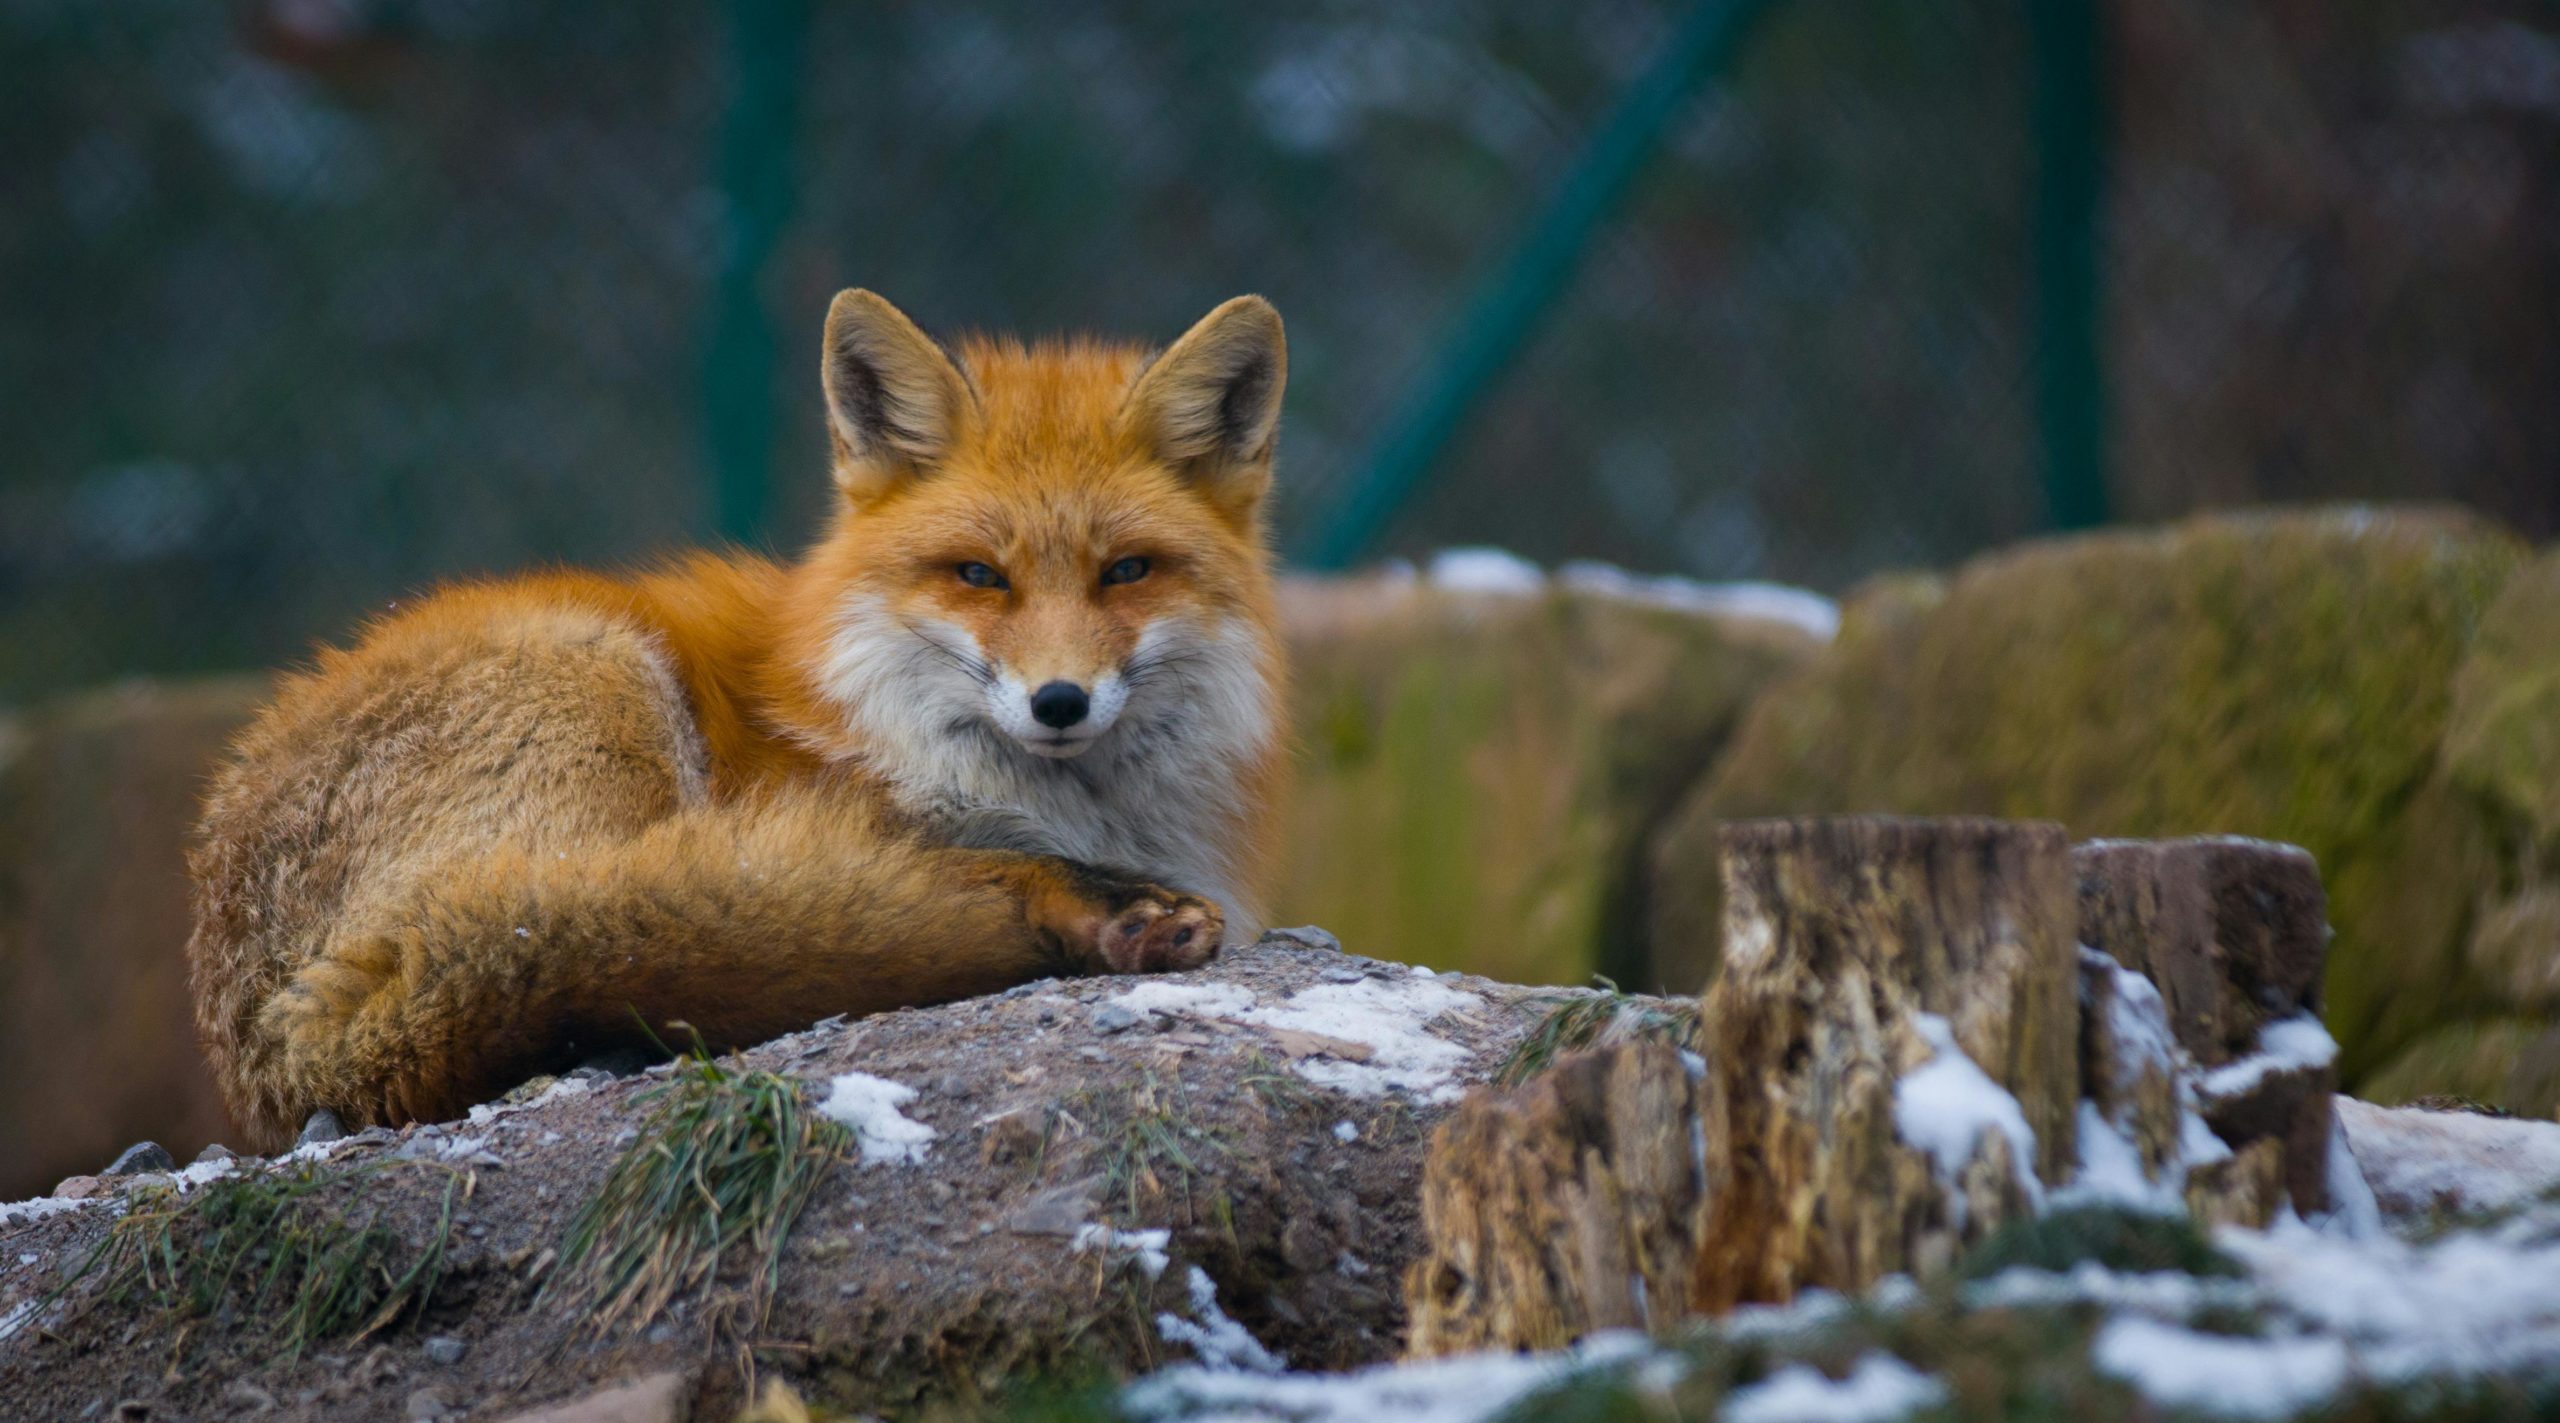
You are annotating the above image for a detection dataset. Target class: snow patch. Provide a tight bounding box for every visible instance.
[0,1196,91,1229]
[2338,1097,2560,1217]
[1332,1120,1359,1144]
[1425,547,1545,595]
[1893,1014,2043,1224]
[1721,1354,1947,1423]
[1237,976,1485,1101]
[1105,982,1258,1019]
[819,1073,937,1167]
[2199,1016,2338,1100]
[1156,1265,1285,1373]
[2221,1210,2560,1381]
[1074,1225,1172,1281]
[0,1297,40,1343]
[2093,1316,2348,1419]
[1126,1330,1655,1423]
[1556,560,1841,641]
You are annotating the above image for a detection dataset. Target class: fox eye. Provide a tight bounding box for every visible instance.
[1101,556,1151,587]
[956,562,1008,591]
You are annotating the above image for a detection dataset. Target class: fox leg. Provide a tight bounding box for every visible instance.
[251,788,1222,1143]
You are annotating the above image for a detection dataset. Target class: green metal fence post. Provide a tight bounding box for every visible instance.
[1295,0,1778,570]
[2026,0,2111,530]
[703,0,810,547]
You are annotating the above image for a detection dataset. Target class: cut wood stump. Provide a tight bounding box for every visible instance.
[2073,837,2328,1066]
[1693,817,2080,1312]
[1403,1041,1707,1356]
[2075,836,2335,1214]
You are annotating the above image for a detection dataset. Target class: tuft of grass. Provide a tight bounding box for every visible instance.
[1239,1049,1316,1118]
[1956,1205,2242,1281]
[1058,1076,1226,1223]
[545,1050,850,1336]
[70,1159,462,1361]
[1495,980,1700,1088]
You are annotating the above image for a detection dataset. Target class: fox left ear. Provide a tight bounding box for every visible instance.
[821,289,975,506]
[1124,295,1286,517]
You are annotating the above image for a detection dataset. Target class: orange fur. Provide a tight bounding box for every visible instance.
[189,293,1293,1149]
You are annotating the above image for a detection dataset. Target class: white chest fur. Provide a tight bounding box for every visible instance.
[814,598,1274,938]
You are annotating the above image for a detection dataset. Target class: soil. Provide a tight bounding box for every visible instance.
[0,930,1587,1421]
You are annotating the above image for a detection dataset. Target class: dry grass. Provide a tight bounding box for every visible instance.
[64,1159,463,1361]
[544,1049,851,1337]
[1494,980,1699,1088]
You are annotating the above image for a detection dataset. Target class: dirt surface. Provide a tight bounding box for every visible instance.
[0,930,1582,1421]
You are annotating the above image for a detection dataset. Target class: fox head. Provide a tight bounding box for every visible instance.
[774,290,1287,802]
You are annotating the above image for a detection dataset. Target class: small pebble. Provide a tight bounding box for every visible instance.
[298,1110,347,1147]
[188,1143,236,1167]
[403,1386,452,1420]
[422,1336,467,1365]
[1090,1003,1143,1034]
[103,1142,174,1177]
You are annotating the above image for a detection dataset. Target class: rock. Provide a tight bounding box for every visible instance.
[103,1141,174,1176]
[298,1109,346,1147]
[188,1144,235,1167]
[405,1387,456,1421]
[1404,1042,1707,1355]
[1651,509,2525,1086]
[2074,837,2329,1065]
[2443,547,2560,847]
[1090,1002,1145,1035]
[217,1379,276,1414]
[493,1371,690,1423]
[1265,925,1342,955]
[422,1336,468,1366]
[51,1174,104,1200]
[2362,1018,2560,1120]
[0,676,268,1202]
[1693,817,2079,1311]
[2464,889,2560,1018]
[1276,572,1819,989]
[0,937,1553,1417]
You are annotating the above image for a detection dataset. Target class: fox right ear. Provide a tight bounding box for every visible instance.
[820,289,973,503]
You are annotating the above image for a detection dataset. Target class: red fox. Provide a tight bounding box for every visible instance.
[188,292,1292,1149]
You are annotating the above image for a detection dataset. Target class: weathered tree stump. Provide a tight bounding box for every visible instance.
[2075,836,2335,1214]
[2073,837,2328,1066]
[1693,817,2080,1312]
[1403,1041,1707,1356]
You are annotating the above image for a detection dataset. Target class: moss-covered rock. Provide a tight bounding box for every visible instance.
[0,677,269,1201]
[1275,574,1819,990]
[2445,548,2560,850]
[2362,1018,2560,1119]
[1649,508,2528,1088]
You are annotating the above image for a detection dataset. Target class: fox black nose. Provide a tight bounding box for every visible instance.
[1029,680,1090,729]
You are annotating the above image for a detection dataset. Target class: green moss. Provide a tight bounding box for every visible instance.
[1276,579,1815,989]
[1956,1206,2241,1281]
[1656,508,2529,1082]
[2362,1018,2560,1119]
[2444,549,2560,850]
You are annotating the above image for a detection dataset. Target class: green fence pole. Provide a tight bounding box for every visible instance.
[703,0,810,547]
[2026,0,2110,530]
[1295,0,1778,570]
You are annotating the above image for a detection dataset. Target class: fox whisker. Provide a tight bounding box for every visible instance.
[901,620,996,686]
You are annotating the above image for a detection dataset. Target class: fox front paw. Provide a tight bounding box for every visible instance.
[1094,886,1223,974]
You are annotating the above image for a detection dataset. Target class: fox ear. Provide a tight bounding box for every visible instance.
[820,289,973,503]
[1124,295,1286,516]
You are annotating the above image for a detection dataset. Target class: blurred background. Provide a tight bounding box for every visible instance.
[5,0,2554,699]
[3,0,2558,1191]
